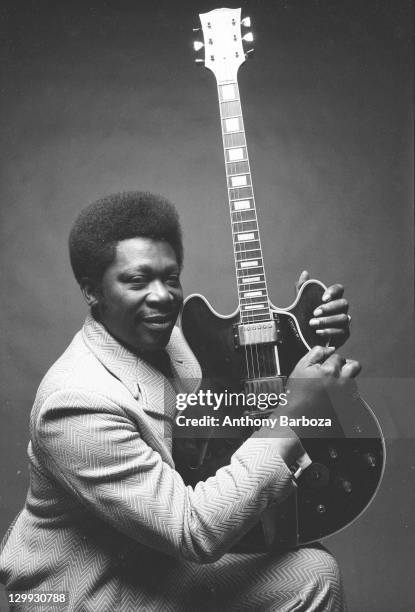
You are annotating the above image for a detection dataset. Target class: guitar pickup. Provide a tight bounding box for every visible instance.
[234,321,279,347]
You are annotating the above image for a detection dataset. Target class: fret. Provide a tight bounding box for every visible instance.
[240,291,268,306]
[222,113,242,120]
[232,220,258,233]
[235,240,260,251]
[233,225,259,236]
[224,130,244,136]
[233,224,259,235]
[220,100,242,118]
[241,310,271,316]
[241,302,267,309]
[235,249,262,259]
[239,287,266,295]
[226,160,250,174]
[237,267,264,277]
[240,312,272,321]
[240,297,267,303]
[231,210,256,222]
[235,245,260,255]
[232,216,257,224]
[239,288,265,295]
[238,283,265,292]
[239,281,266,293]
[229,187,253,200]
[223,132,246,147]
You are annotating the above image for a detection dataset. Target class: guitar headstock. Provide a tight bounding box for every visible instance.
[193,8,254,82]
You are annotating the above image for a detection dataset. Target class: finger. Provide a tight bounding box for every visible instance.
[303,345,336,365]
[315,328,349,337]
[312,298,349,317]
[309,313,350,329]
[295,270,310,295]
[325,353,347,369]
[321,283,344,302]
[341,359,362,378]
[315,328,350,350]
[322,353,347,376]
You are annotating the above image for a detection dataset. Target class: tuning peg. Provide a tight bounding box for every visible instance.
[192,27,201,32]
[194,58,204,65]
[242,32,254,43]
[245,48,255,58]
[193,41,204,52]
[241,17,251,27]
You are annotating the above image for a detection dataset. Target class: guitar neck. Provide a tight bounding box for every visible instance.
[217,79,271,323]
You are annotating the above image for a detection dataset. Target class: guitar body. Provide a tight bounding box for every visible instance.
[182,280,326,384]
[175,281,385,547]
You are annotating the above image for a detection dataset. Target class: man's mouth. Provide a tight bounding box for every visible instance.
[141,314,175,330]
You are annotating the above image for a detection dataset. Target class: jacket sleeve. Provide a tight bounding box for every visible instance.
[34,387,295,564]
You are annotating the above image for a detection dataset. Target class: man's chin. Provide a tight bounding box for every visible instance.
[137,325,175,353]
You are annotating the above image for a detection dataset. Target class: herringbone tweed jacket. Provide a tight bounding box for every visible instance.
[0,314,295,611]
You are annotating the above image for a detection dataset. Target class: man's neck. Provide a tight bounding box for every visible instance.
[140,349,172,378]
[92,309,172,375]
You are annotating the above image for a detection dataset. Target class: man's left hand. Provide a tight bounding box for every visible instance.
[295,270,351,348]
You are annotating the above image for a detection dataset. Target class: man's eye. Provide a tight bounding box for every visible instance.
[166,276,180,287]
[130,278,147,286]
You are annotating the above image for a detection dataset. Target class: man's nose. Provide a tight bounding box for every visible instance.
[147,280,172,303]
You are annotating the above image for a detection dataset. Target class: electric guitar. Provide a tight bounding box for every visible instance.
[174,7,385,549]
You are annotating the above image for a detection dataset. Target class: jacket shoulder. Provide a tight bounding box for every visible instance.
[33,330,126,410]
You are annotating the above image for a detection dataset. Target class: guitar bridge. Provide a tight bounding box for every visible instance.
[234,321,279,347]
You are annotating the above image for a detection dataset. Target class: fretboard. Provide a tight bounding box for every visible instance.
[217,79,271,324]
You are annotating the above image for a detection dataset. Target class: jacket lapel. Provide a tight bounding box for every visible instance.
[81,314,201,424]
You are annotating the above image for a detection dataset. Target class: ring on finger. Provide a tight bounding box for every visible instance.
[347,314,352,324]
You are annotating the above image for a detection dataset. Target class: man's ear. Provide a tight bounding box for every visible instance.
[80,278,101,308]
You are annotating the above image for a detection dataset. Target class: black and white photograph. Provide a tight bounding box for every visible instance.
[0,1,413,610]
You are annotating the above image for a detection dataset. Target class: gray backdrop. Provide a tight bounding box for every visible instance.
[1,1,413,610]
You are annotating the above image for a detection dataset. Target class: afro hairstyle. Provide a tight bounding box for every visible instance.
[69,191,183,284]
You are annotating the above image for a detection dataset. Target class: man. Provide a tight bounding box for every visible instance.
[0,191,356,611]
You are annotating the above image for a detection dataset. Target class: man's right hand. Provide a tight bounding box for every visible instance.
[254,346,361,470]
[286,345,361,416]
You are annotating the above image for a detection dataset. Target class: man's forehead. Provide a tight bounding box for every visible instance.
[113,237,178,269]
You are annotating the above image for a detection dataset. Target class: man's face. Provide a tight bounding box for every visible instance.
[90,237,183,355]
